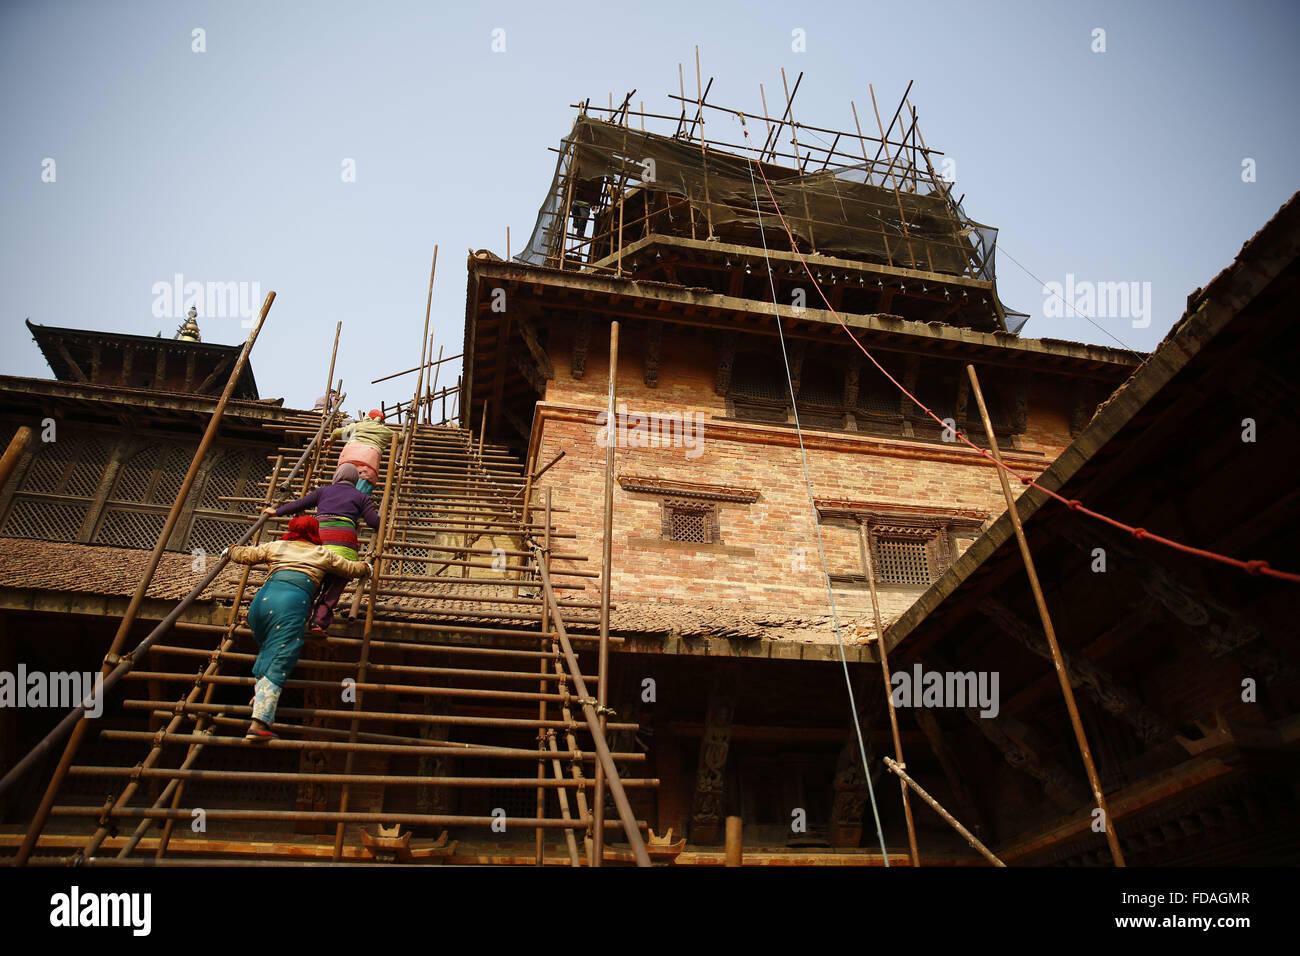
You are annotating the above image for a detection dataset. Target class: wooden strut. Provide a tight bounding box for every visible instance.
[89,382,345,861]
[140,456,287,860]
[10,291,278,867]
[535,556,651,867]
[332,410,405,859]
[330,283,436,859]
[884,758,1005,867]
[965,364,1125,866]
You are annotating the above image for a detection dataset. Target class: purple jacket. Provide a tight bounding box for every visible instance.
[276,484,380,529]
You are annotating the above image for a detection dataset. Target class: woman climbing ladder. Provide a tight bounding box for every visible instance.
[225,514,371,742]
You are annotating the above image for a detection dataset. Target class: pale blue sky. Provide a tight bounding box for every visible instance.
[2,0,1297,410]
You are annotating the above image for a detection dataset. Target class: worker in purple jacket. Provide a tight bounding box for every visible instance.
[264,462,380,638]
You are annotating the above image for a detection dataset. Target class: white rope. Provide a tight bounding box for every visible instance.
[737,115,891,865]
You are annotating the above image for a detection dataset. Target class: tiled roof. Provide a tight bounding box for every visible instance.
[0,537,885,644]
[0,536,247,602]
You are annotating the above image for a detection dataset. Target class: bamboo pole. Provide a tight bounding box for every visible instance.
[591,320,618,866]
[857,521,920,867]
[12,290,277,866]
[884,758,1005,867]
[0,426,33,489]
[965,364,1125,866]
[331,426,404,860]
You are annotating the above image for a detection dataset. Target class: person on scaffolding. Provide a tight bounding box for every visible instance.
[327,408,395,496]
[225,514,371,742]
[263,462,379,639]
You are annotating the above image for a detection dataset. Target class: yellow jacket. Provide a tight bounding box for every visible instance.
[228,539,370,587]
[330,418,395,451]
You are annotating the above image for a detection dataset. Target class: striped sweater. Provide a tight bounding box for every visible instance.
[228,539,370,587]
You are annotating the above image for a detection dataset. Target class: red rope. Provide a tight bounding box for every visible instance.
[740,128,1299,584]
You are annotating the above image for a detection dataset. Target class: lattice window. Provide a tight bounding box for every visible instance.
[64,439,108,498]
[871,532,935,587]
[154,443,193,503]
[856,381,902,419]
[0,498,87,541]
[484,785,537,821]
[110,441,197,505]
[731,400,789,424]
[795,410,845,431]
[15,435,107,497]
[111,447,155,503]
[730,352,790,403]
[909,376,959,424]
[187,516,248,555]
[672,510,707,543]
[200,448,253,511]
[94,508,168,548]
[797,360,843,407]
[662,500,718,544]
[19,442,71,495]
[387,542,429,578]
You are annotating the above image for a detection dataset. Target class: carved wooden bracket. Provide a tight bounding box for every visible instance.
[570,317,591,379]
[620,473,760,503]
[978,595,1176,745]
[517,316,554,380]
[645,321,663,388]
[714,331,739,395]
[691,669,739,844]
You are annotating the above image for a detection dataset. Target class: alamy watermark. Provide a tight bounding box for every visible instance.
[0,665,104,717]
[1042,273,1152,329]
[596,403,706,459]
[891,663,1000,718]
[151,274,263,326]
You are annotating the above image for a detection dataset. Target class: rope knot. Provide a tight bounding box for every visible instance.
[1132,527,1148,540]
[1245,560,1270,575]
[1067,499,1083,510]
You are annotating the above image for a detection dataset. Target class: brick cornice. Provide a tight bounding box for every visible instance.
[618,473,760,503]
[815,498,990,526]
[531,402,1051,470]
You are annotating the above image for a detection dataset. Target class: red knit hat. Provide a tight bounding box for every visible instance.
[280,514,322,546]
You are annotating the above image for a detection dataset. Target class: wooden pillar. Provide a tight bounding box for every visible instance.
[690,668,738,845]
[725,815,743,866]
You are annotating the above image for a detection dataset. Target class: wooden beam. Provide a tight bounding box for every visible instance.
[978,596,1176,745]
[194,354,235,395]
[53,340,89,383]
[516,316,554,380]
[644,321,662,387]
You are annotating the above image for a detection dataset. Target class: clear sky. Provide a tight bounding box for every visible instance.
[2,0,1297,410]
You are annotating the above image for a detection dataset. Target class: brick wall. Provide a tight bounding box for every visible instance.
[534,321,1081,623]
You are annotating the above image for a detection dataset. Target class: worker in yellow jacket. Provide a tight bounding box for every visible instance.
[328,409,396,495]
[225,515,371,742]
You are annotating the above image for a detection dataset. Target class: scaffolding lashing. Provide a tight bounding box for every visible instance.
[12,368,657,867]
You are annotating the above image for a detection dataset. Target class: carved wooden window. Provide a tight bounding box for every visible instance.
[728,350,792,425]
[0,428,274,552]
[817,506,985,589]
[867,523,953,587]
[871,530,935,586]
[662,499,719,544]
[93,441,197,548]
[185,446,267,554]
[0,434,108,542]
[794,356,846,430]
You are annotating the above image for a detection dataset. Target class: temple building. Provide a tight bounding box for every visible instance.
[0,89,1295,866]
